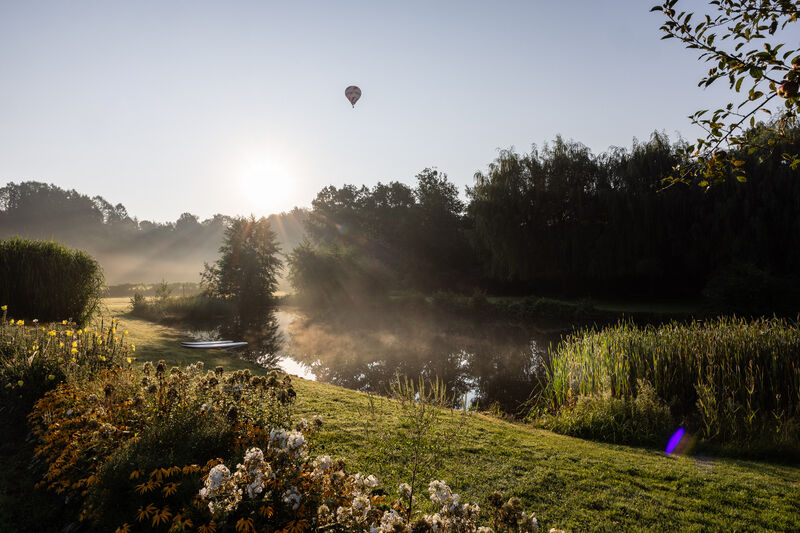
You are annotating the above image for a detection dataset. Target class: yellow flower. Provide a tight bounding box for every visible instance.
[130,344,136,352]
[59,342,64,348]
[16,320,24,326]
[99,355,106,361]
[123,330,128,336]
[70,348,78,354]
[112,327,116,334]
[47,330,57,337]
[71,341,77,348]
[126,357,132,364]
[77,329,83,335]
[62,320,68,325]
[1,305,6,311]
[66,330,73,336]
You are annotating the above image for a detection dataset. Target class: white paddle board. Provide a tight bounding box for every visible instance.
[180,341,248,349]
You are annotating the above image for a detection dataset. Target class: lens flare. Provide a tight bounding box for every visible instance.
[665,427,685,454]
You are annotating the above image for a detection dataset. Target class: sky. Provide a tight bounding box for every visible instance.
[1,0,794,222]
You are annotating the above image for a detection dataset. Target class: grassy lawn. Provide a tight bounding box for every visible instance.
[102,298,800,532]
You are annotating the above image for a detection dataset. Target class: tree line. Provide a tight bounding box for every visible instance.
[290,124,800,311]
[0,181,306,284]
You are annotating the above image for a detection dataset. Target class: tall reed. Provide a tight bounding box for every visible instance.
[542,317,800,442]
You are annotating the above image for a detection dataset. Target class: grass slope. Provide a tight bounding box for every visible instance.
[102,298,800,532]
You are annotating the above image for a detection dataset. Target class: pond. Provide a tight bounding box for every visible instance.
[199,308,568,413]
[186,305,568,413]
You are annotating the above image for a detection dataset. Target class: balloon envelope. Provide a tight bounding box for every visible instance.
[345,85,361,107]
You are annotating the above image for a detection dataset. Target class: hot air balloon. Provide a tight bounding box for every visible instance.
[345,86,361,107]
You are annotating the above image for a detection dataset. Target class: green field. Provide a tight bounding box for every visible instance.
[100,298,800,532]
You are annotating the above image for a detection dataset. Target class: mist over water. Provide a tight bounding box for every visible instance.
[277,307,563,412]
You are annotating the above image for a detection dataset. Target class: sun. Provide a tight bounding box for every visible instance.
[238,155,293,215]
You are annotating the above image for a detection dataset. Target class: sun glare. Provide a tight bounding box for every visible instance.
[238,155,293,215]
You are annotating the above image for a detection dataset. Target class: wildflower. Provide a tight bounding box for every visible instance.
[16,320,23,326]
[269,428,288,449]
[66,330,73,336]
[123,330,128,335]
[286,430,306,451]
[428,480,453,506]
[61,319,67,325]
[72,341,77,348]
[130,344,136,352]
[205,464,231,492]
[313,455,333,472]
[59,342,64,348]
[77,329,82,335]
[70,348,78,355]
[126,357,132,364]
[47,330,56,336]
[1,305,6,311]
[398,483,412,499]
[282,487,302,510]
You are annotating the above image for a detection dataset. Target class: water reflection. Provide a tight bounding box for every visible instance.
[184,309,283,368]
[280,307,562,413]
[183,305,563,413]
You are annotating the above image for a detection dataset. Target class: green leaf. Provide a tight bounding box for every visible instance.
[736,175,747,183]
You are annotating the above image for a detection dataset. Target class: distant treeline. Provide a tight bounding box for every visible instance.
[0,181,307,284]
[290,125,800,311]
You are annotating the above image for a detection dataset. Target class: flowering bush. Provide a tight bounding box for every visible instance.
[190,439,547,533]
[9,309,559,532]
[0,308,131,433]
[29,361,297,529]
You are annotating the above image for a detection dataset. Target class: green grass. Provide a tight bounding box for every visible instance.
[102,298,800,531]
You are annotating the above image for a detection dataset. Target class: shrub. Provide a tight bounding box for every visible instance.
[0,311,129,435]
[0,238,104,325]
[29,362,297,528]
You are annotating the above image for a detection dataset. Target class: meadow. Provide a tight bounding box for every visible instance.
[75,300,800,530]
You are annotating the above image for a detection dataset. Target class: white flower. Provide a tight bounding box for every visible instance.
[244,447,264,465]
[428,480,452,506]
[247,477,265,498]
[352,495,369,513]
[398,482,412,499]
[313,454,332,471]
[282,487,302,510]
[378,509,403,531]
[270,428,288,448]
[286,430,306,450]
[206,464,231,492]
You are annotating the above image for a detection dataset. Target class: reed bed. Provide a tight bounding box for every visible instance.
[542,317,800,442]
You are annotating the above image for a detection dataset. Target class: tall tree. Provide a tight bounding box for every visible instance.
[202,216,283,321]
